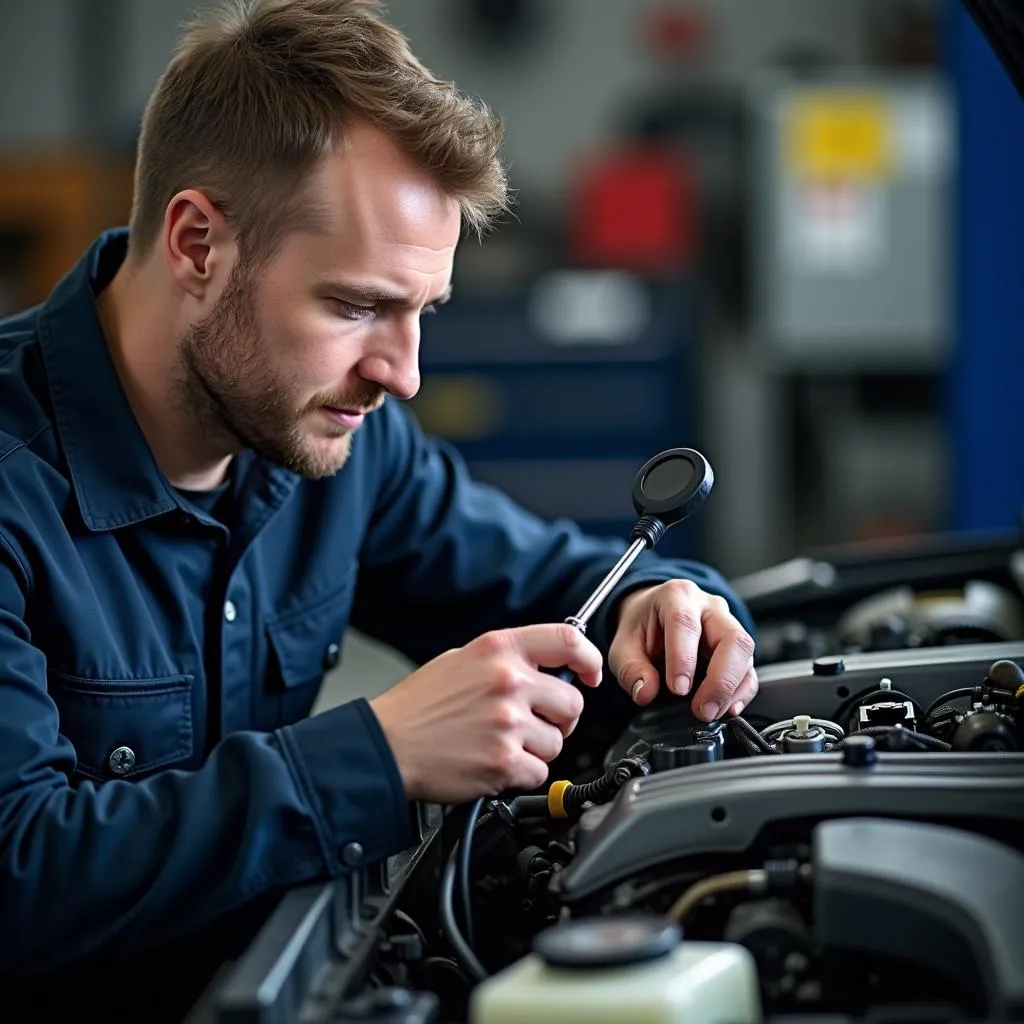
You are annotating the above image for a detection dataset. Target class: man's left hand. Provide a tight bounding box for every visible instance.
[608,580,757,722]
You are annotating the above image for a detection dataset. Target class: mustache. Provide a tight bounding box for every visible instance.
[310,386,387,413]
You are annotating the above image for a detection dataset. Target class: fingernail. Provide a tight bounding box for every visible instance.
[631,678,645,703]
[674,674,690,695]
[730,702,744,716]
[700,701,721,721]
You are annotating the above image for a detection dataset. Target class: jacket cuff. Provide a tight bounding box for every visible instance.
[277,698,417,874]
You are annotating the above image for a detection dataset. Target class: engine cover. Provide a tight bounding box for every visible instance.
[557,751,1024,900]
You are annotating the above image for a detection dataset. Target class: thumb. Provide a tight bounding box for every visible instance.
[611,640,662,707]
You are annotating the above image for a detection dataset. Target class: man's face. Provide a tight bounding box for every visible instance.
[178,123,461,478]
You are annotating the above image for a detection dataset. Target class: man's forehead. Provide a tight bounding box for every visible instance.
[303,138,461,240]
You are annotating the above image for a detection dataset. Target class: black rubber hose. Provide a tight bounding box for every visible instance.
[562,761,636,815]
[728,715,778,754]
[924,687,978,720]
[561,771,619,815]
[855,725,952,751]
[925,686,1017,721]
[734,729,769,757]
[440,841,488,983]
[459,797,485,948]
[508,794,550,818]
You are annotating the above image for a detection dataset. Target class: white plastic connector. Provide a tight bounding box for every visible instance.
[879,678,893,691]
[793,714,812,734]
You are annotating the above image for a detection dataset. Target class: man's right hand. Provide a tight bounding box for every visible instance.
[368,624,603,803]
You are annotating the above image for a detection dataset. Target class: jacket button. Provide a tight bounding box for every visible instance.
[223,599,238,623]
[324,642,341,669]
[342,841,364,866]
[108,746,136,775]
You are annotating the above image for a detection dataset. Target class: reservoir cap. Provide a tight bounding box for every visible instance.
[533,915,682,970]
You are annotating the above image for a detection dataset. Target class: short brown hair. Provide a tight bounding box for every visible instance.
[128,0,510,266]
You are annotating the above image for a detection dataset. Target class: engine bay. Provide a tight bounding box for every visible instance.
[184,528,1024,1024]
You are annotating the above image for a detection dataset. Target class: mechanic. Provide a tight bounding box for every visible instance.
[0,0,757,1014]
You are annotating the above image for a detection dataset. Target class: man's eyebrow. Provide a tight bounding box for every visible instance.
[321,281,453,308]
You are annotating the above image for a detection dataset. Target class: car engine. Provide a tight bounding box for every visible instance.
[184,528,1024,1024]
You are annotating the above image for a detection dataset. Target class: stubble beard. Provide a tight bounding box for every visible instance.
[173,269,383,479]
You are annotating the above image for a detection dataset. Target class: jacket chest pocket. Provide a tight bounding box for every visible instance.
[47,671,194,782]
[266,576,355,721]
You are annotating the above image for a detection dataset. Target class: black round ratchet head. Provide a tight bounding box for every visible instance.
[632,448,714,528]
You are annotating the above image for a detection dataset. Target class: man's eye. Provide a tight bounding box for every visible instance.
[334,299,376,320]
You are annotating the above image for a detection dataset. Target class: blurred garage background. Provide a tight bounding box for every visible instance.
[0,0,1021,694]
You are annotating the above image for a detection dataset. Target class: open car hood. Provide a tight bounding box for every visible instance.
[964,0,1024,97]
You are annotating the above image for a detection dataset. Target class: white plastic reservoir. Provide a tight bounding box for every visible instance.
[470,916,762,1024]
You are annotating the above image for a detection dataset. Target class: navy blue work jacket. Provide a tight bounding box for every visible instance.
[0,230,753,978]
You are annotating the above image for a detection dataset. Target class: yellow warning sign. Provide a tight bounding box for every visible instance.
[786,91,893,180]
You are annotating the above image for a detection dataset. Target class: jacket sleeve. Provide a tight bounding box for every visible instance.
[350,400,755,665]
[0,534,416,972]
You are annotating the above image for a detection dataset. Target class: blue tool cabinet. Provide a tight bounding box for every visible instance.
[412,279,700,559]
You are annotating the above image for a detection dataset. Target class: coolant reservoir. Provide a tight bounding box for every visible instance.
[470,915,761,1024]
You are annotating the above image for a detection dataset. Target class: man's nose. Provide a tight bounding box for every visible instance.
[357,317,421,401]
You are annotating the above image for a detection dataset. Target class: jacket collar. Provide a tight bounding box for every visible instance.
[38,229,297,532]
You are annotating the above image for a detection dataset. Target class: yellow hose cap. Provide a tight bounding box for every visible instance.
[548,779,572,819]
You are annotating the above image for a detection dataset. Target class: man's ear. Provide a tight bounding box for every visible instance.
[162,190,236,300]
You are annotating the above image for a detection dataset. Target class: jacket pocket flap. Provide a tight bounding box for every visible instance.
[266,580,354,689]
[47,672,194,780]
